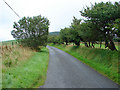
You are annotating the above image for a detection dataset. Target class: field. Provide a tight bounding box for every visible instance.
[2,40,17,46]
[1,41,49,88]
[69,42,119,50]
[49,43,119,84]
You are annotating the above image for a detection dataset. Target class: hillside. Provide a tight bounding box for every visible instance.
[49,31,60,36]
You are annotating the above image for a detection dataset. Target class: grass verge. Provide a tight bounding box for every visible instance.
[49,43,119,85]
[2,47,49,88]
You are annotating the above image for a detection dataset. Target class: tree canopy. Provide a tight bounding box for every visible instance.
[80,1,120,50]
[11,15,49,50]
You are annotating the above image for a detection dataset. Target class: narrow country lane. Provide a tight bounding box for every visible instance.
[43,46,119,88]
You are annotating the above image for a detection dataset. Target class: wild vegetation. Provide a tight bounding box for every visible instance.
[2,15,50,88]
[2,45,33,68]
[2,44,49,88]
[2,39,49,88]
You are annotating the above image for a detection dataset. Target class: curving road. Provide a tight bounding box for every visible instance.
[43,46,119,88]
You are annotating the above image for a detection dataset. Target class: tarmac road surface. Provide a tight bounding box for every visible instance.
[42,46,119,88]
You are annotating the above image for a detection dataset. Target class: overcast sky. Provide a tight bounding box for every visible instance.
[0,0,119,41]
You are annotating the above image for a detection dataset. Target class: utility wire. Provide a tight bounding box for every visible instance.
[3,0,21,18]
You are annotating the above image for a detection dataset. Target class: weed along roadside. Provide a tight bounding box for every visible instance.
[2,46,49,88]
[49,44,119,85]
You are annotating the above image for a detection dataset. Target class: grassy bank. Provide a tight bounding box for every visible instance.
[2,47,49,88]
[49,44,119,85]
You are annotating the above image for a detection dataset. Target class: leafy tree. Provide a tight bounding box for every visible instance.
[70,17,83,46]
[11,15,49,50]
[48,35,63,44]
[114,19,120,37]
[48,35,54,43]
[60,28,71,45]
[80,1,120,50]
[112,18,120,41]
[78,21,103,47]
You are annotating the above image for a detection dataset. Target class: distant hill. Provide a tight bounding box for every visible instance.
[49,31,60,36]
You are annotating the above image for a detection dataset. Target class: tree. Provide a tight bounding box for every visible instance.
[80,1,120,50]
[78,21,103,47]
[11,15,49,50]
[112,18,120,41]
[48,35,63,44]
[70,16,83,46]
[60,28,71,45]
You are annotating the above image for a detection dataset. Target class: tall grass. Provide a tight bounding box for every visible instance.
[2,45,33,68]
[2,43,49,88]
[50,44,119,84]
[2,47,49,88]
